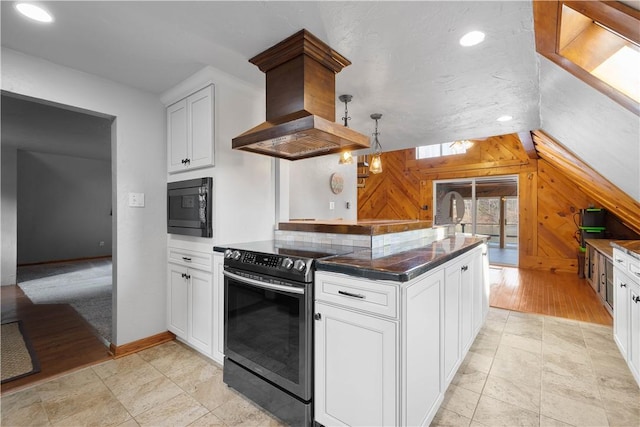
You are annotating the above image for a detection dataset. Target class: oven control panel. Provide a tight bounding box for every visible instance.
[224,249,312,282]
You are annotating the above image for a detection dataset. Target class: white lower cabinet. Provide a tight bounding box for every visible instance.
[402,269,443,426]
[613,248,640,386]
[167,247,214,358]
[628,281,640,382]
[443,259,461,387]
[212,252,225,364]
[614,269,630,358]
[314,301,398,427]
[314,245,486,426]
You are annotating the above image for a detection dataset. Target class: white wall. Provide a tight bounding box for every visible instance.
[1,146,18,285]
[289,155,358,221]
[163,66,275,253]
[539,56,640,201]
[17,151,112,264]
[1,47,166,346]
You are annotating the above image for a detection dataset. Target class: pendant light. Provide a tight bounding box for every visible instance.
[338,94,354,164]
[369,113,383,174]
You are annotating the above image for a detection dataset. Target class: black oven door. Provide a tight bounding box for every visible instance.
[223,268,312,401]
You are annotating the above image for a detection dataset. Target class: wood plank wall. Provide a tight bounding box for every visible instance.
[357,133,618,273]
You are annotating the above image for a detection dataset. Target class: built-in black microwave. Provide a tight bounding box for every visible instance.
[167,178,213,237]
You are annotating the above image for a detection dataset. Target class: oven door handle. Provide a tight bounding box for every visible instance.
[223,270,305,295]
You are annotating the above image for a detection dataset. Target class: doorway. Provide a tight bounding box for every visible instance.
[434,176,518,266]
[1,92,115,392]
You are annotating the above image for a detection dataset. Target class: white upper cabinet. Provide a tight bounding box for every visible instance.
[167,84,214,173]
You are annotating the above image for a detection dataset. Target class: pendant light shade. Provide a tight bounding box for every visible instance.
[369,113,383,174]
[369,153,382,174]
[338,150,354,164]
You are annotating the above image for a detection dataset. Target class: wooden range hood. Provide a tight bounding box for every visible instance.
[232,30,370,160]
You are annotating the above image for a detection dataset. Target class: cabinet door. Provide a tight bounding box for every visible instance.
[443,263,461,388]
[403,270,443,427]
[212,253,225,364]
[315,302,398,427]
[591,250,600,294]
[629,283,640,384]
[188,85,214,169]
[482,247,490,321]
[460,254,474,355]
[167,99,189,173]
[614,270,630,358]
[167,263,188,339]
[472,249,484,335]
[188,268,213,356]
[584,247,591,280]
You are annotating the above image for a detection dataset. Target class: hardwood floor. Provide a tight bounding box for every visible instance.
[490,266,613,326]
[1,285,112,395]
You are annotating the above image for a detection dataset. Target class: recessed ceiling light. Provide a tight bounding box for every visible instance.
[497,115,513,122]
[459,31,485,47]
[15,2,53,23]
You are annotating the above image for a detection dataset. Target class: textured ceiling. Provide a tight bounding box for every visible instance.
[1,1,541,155]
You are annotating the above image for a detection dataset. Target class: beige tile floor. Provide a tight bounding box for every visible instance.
[432,308,640,427]
[1,308,638,427]
[1,340,284,427]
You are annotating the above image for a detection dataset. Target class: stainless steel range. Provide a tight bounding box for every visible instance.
[222,241,350,426]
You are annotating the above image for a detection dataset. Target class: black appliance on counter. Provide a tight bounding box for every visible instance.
[578,208,607,249]
[167,177,212,237]
[221,241,353,427]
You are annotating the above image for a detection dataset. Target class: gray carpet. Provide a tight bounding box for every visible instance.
[17,259,112,344]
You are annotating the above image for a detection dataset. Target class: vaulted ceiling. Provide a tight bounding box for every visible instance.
[1,1,541,153]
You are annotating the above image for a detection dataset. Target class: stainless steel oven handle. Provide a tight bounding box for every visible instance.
[223,270,305,295]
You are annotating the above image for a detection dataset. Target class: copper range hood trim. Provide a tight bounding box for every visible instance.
[232,29,370,160]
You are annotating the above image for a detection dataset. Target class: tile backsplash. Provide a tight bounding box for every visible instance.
[274,226,448,248]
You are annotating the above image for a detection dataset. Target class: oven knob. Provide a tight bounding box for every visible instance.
[282,258,294,269]
[231,250,242,261]
[224,249,232,259]
[293,259,307,272]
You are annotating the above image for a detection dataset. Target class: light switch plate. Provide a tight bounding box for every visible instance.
[128,192,145,207]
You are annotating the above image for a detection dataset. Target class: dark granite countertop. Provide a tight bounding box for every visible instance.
[278,219,433,236]
[610,240,640,261]
[316,235,487,282]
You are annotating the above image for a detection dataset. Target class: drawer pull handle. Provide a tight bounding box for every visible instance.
[621,282,627,288]
[461,265,469,272]
[338,290,366,299]
[633,295,640,304]
[314,313,322,321]
[616,259,624,263]
[182,257,192,262]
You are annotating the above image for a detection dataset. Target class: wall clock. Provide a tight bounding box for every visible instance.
[330,173,344,194]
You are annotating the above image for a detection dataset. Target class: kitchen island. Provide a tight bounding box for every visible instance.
[213,227,488,427]
[312,234,488,427]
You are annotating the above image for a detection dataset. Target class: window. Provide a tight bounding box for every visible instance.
[416,141,471,159]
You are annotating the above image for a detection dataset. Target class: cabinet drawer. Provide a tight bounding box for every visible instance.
[168,247,212,271]
[613,250,628,270]
[315,272,398,318]
[629,261,640,282]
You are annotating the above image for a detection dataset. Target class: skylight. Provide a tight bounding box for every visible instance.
[591,45,640,103]
[559,4,640,103]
